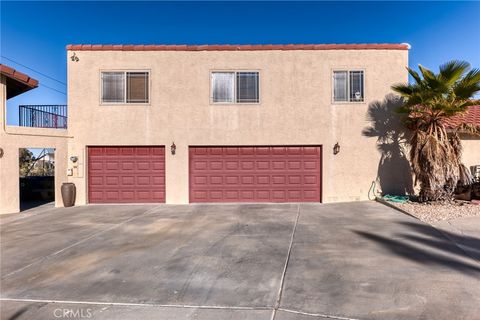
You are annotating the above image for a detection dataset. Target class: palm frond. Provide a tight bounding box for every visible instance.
[407,67,423,85]
[439,60,470,85]
[418,65,436,83]
[391,83,415,97]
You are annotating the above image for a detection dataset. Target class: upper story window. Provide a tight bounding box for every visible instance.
[333,70,364,102]
[211,71,259,104]
[101,71,149,104]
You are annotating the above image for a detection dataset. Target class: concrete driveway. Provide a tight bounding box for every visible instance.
[1,202,479,320]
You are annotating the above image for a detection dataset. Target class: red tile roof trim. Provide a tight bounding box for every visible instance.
[0,64,39,87]
[66,43,410,51]
[444,105,480,130]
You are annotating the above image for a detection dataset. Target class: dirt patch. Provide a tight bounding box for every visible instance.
[390,201,480,224]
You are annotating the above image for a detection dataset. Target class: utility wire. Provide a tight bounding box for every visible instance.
[1,55,67,86]
[40,83,67,95]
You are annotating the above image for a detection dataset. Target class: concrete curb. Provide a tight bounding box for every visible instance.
[374,197,419,220]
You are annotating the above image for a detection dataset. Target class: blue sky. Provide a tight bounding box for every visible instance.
[1,1,479,125]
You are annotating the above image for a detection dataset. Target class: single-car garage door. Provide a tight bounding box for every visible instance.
[189,146,321,203]
[88,146,165,203]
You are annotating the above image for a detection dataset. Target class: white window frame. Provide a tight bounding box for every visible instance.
[332,69,365,104]
[100,70,151,105]
[210,70,260,105]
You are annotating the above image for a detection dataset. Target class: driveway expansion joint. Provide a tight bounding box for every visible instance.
[271,204,301,320]
[278,308,363,320]
[0,298,364,320]
[0,298,271,311]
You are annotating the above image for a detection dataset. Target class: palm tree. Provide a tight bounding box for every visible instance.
[392,60,480,202]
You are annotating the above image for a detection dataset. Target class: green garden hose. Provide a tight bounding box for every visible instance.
[382,194,409,203]
[368,180,409,203]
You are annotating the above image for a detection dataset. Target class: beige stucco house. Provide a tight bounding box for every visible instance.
[1,43,479,213]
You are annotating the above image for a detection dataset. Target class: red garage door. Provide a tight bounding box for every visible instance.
[189,146,321,203]
[88,146,165,203]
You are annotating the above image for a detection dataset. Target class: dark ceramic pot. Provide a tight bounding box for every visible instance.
[61,183,76,207]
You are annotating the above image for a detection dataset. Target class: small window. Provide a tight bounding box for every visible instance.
[101,71,149,104]
[211,71,259,104]
[212,72,235,103]
[333,71,348,102]
[333,70,364,102]
[127,72,149,103]
[236,72,259,103]
[102,72,125,103]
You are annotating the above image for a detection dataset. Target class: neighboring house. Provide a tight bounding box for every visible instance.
[31,150,55,175]
[444,105,480,173]
[0,64,68,214]
[1,44,478,213]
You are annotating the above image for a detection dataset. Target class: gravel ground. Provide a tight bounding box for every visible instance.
[392,200,480,224]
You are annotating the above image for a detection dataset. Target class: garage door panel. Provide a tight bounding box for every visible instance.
[225,148,239,155]
[152,191,165,201]
[194,161,208,170]
[238,190,253,200]
[241,161,255,170]
[90,176,104,185]
[105,176,119,185]
[105,148,119,156]
[136,162,150,170]
[189,146,321,203]
[122,176,135,185]
[304,161,318,169]
[152,161,164,170]
[120,190,135,200]
[288,190,302,199]
[152,176,165,185]
[88,146,165,203]
[289,176,301,184]
[209,161,223,170]
[105,162,119,170]
[304,175,318,184]
[121,162,135,170]
[256,161,269,170]
[255,147,270,155]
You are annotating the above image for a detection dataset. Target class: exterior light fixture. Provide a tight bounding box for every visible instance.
[171,142,176,155]
[333,143,340,155]
[70,52,79,62]
[70,156,78,163]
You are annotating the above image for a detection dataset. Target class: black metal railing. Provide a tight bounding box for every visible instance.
[19,105,67,129]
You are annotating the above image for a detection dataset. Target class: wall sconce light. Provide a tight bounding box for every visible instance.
[171,142,176,155]
[333,143,340,155]
[70,52,79,62]
[70,156,78,163]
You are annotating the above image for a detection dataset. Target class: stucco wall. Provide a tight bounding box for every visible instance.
[461,134,480,171]
[0,76,68,214]
[67,49,409,204]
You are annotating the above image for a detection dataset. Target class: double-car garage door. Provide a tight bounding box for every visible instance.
[88,146,321,203]
[189,146,321,202]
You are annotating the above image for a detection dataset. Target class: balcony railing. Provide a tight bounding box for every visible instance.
[19,105,67,129]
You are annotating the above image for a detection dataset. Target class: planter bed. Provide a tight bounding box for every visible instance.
[387,200,480,224]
